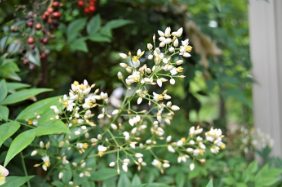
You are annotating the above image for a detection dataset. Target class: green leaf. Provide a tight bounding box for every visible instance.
[82,180,95,187]
[1,176,34,187]
[0,79,7,102]
[52,181,65,187]
[175,172,185,187]
[0,106,9,120]
[103,19,133,30]
[0,88,52,105]
[4,129,36,166]
[62,164,72,184]
[0,121,20,147]
[67,18,87,41]
[255,177,281,186]
[206,179,213,187]
[146,183,170,187]
[6,82,30,91]
[87,14,101,35]
[92,169,118,181]
[248,161,258,174]
[7,40,21,55]
[222,177,235,185]
[235,183,248,187]
[131,174,142,186]
[36,120,70,136]
[222,88,252,108]
[17,96,61,120]
[28,53,40,66]
[0,62,21,81]
[118,174,131,187]
[89,33,111,43]
[70,38,88,52]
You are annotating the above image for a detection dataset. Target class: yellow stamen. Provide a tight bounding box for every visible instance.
[98,151,104,157]
[154,56,161,64]
[44,161,50,167]
[185,45,192,52]
[133,76,140,82]
[181,137,186,143]
[79,84,85,90]
[63,101,69,107]
[73,118,78,124]
[28,119,33,125]
[158,94,164,101]
[87,102,93,107]
[83,143,88,149]
[177,67,183,72]
[73,81,79,86]
[132,56,138,62]
[220,143,226,149]
[199,149,205,155]
[156,162,162,168]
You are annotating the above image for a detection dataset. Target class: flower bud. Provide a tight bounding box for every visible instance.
[59,172,63,179]
[31,150,38,156]
[109,162,115,167]
[173,39,179,47]
[119,53,127,59]
[148,55,153,60]
[117,72,123,79]
[171,105,180,111]
[111,124,118,130]
[147,43,153,50]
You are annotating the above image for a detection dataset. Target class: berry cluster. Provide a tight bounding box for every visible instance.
[22,1,62,69]
[77,0,97,14]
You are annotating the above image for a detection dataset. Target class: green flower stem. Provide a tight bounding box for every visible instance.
[20,152,31,187]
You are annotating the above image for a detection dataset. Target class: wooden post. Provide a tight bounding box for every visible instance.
[249,0,282,157]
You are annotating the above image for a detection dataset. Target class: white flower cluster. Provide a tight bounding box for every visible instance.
[30,26,225,182]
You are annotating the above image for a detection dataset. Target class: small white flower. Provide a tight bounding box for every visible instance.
[190,163,195,171]
[172,27,183,37]
[119,53,127,59]
[168,145,175,153]
[147,43,153,50]
[109,162,115,167]
[169,47,174,52]
[173,39,179,47]
[135,153,143,158]
[122,164,128,172]
[157,79,162,87]
[117,72,123,79]
[148,54,153,60]
[171,105,180,111]
[152,159,162,168]
[137,97,142,105]
[163,163,170,168]
[158,30,165,37]
[170,78,175,85]
[176,60,183,65]
[59,172,63,179]
[164,27,171,37]
[166,135,172,142]
[98,145,107,152]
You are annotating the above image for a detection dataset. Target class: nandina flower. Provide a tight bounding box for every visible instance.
[98,145,107,157]
[172,27,183,37]
[179,39,192,57]
[0,165,9,185]
[126,71,140,85]
[42,156,50,171]
[152,159,162,168]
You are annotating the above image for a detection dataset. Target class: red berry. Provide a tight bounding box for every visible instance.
[52,12,61,18]
[47,8,54,13]
[26,21,33,27]
[48,19,53,24]
[90,2,94,6]
[40,53,47,59]
[44,11,50,16]
[27,37,34,44]
[78,1,84,7]
[89,6,95,12]
[35,23,42,30]
[52,1,59,7]
[42,38,48,44]
[92,0,97,2]
[84,8,90,14]
[42,14,47,21]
